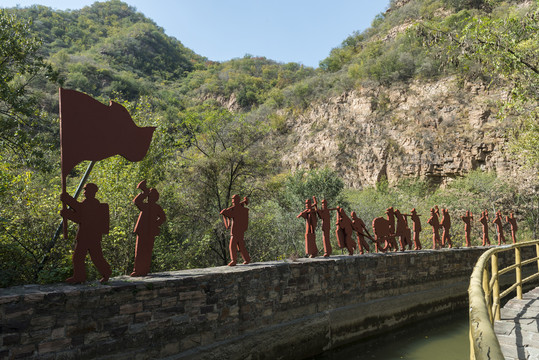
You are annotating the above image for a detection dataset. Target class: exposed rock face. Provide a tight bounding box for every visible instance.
[280,77,517,188]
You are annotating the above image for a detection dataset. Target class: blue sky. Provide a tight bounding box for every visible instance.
[1,0,391,68]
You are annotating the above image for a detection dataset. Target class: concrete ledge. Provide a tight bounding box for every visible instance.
[2,247,533,360]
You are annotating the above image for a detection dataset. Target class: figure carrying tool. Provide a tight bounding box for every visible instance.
[221,195,251,266]
[313,197,337,257]
[131,180,166,276]
[335,207,356,255]
[461,210,473,247]
[409,208,422,250]
[480,210,490,246]
[493,210,506,245]
[506,212,518,244]
[427,207,442,249]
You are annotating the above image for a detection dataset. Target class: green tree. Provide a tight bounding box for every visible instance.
[0,9,57,158]
[176,104,274,266]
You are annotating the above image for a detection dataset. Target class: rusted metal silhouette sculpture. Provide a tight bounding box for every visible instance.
[131,180,166,276]
[58,88,155,283]
[351,211,372,254]
[479,210,490,246]
[506,212,518,244]
[335,207,356,255]
[385,207,398,250]
[372,216,395,253]
[297,199,319,258]
[60,88,155,239]
[493,210,506,245]
[313,197,337,257]
[440,208,452,248]
[427,207,442,249]
[410,208,422,250]
[60,183,112,283]
[221,195,251,266]
[394,209,412,251]
[461,211,473,247]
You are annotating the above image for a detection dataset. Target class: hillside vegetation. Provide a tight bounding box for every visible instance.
[0,0,537,286]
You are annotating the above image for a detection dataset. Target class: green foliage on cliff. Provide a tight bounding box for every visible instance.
[415,0,538,167]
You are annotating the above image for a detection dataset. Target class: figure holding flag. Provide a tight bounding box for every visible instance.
[58,88,155,282]
[61,183,111,283]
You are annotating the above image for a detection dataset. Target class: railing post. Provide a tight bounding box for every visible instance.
[492,253,500,321]
[483,265,493,323]
[536,243,539,274]
[515,246,522,299]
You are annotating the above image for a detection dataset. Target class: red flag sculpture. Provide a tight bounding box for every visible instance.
[59,88,155,237]
[60,88,155,178]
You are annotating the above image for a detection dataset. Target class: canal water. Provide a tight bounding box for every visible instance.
[313,310,469,360]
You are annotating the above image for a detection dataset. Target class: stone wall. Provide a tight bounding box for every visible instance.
[1,247,535,360]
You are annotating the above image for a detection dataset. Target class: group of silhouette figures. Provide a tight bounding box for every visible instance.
[218,194,520,268]
[297,197,518,258]
[61,180,165,283]
[63,186,520,283]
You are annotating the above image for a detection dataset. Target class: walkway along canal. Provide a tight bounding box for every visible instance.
[2,246,538,359]
[469,240,539,360]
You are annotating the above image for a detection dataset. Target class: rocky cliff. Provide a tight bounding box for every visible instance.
[280,76,517,188]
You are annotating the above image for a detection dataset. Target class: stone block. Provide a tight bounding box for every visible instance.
[143,298,161,310]
[38,338,71,355]
[134,311,152,323]
[51,326,65,339]
[11,344,36,358]
[4,302,33,318]
[179,290,205,301]
[84,330,110,345]
[119,302,143,315]
[30,315,56,329]
[66,321,97,337]
[160,341,180,357]
[135,289,157,301]
[2,332,20,346]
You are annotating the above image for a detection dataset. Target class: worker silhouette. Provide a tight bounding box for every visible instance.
[440,208,452,248]
[427,207,442,249]
[385,207,398,251]
[480,210,490,246]
[297,199,319,258]
[313,197,337,257]
[221,195,251,266]
[493,210,506,245]
[60,183,112,283]
[506,212,518,244]
[131,180,166,276]
[351,211,370,254]
[410,208,422,250]
[335,207,356,255]
[461,211,473,247]
[394,209,412,251]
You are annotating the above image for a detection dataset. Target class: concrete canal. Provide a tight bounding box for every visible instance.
[312,310,468,360]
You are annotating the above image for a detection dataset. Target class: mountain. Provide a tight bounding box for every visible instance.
[9,0,206,100]
[3,0,537,188]
[5,0,536,186]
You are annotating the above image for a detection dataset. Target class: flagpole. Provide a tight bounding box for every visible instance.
[36,161,96,280]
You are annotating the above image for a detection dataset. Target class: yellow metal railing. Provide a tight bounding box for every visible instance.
[469,240,539,360]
